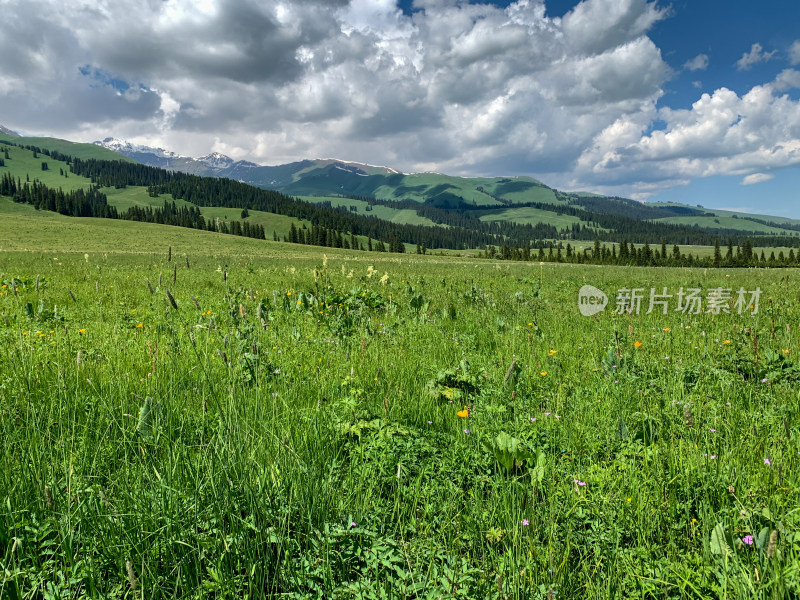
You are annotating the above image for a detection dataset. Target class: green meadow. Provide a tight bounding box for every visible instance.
[0,144,307,241]
[1,214,799,598]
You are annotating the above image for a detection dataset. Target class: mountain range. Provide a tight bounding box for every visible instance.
[92,137,568,208]
[3,126,800,246]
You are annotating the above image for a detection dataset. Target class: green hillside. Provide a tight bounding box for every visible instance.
[298,195,442,227]
[0,143,307,240]
[277,162,560,207]
[0,132,136,162]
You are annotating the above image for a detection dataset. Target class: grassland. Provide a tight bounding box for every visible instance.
[298,196,442,228]
[0,209,799,598]
[476,206,587,231]
[0,144,307,241]
[653,215,796,236]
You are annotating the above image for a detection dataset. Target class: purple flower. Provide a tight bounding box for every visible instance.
[350,521,357,528]
[544,412,551,416]
[742,535,754,545]
[522,519,529,526]
[427,420,432,424]
[761,378,768,383]
[709,429,716,432]
[764,458,771,466]
[464,428,470,434]
[530,417,537,422]
[573,479,587,486]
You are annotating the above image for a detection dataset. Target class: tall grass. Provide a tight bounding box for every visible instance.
[1,250,798,598]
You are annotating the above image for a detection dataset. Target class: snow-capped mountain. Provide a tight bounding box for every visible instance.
[197,151,235,170]
[97,137,184,160]
[90,137,412,193]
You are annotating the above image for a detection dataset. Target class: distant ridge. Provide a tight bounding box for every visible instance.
[0,124,20,138]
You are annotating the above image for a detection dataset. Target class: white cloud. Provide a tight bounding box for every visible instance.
[736,42,776,71]
[741,173,773,185]
[574,69,800,196]
[790,40,800,66]
[3,0,800,202]
[684,53,708,71]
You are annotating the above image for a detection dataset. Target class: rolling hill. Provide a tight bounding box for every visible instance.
[3,128,800,260]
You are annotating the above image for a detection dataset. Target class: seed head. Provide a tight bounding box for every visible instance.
[126,559,138,591]
[767,530,778,559]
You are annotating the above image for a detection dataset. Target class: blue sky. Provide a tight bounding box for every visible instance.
[2,0,800,216]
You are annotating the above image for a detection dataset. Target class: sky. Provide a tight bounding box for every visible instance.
[2,0,800,216]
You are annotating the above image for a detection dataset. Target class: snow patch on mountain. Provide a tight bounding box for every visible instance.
[198,152,235,169]
[95,137,186,159]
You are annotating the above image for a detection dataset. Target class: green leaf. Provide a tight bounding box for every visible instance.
[136,396,157,440]
[710,522,730,556]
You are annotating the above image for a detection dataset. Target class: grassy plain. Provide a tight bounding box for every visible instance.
[0,215,799,598]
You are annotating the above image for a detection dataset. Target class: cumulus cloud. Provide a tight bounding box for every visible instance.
[2,0,800,201]
[684,53,708,71]
[575,69,800,196]
[736,42,776,71]
[742,173,773,185]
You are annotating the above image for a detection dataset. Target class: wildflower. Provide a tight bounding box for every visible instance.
[78,328,86,334]
[742,535,754,545]
[663,328,670,332]
[136,323,143,328]
[573,479,587,486]
[349,521,357,528]
[427,420,432,424]
[709,428,716,432]
[548,349,558,356]
[627,498,632,502]
[521,519,529,526]
[783,349,790,354]
[634,341,642,348]
[530,417,537,422]
[464,428,470,434]
[722,340,731,344]
[544,412,551,416]
[761,378,768,383]
[764,458,772,466]
[540,371,547,376]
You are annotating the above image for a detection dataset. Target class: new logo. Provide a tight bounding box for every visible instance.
[578,285,608,316]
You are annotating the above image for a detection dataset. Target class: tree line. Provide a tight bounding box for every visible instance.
[481,238,800,268]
